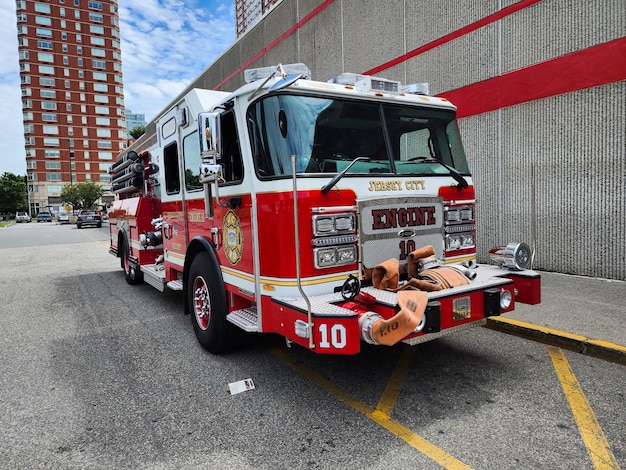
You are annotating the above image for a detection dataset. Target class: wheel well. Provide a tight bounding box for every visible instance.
[183,236,220,315]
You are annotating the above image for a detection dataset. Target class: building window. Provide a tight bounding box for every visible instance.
[19,50,29,60]
[89,13,103,22]
[40,89,56,98]
[35,16,52,26]
[38,52,54,62]
[41,101,56,110]
[46,162,61,170]
[44,150,60,158]
[63,56,69,65]
[76,34,82,42]
[94,95,108,103]
[92,60,106,69]
[38,65,54,74]
[93,83,107,92]
[43,125,59,134]
[91,48,106,57]
[40,77,56,87]
[36,28,52,37]
[90,36,105,46]
[25,137,35,145]
[89,1,103,10]
[78,58,83,66]
[37,40,53,49]
[90,25,104,34]
[17,25,28,34]
[34,4,51,14]
[43,138,60,146]
[46,173,62,181]
[92,71,107,81]
[42,113,57,121]
[96,128,111,137]
[95,117,110,125]
[23,112,34,120]
[24,124,34,133]
[95,106,109,114]
[17,13,27,22]
[62,44,68,52]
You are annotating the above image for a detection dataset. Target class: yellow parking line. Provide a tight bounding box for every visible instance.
[375,345,416,416]
[548,347,620,470]
[269,346,472,470]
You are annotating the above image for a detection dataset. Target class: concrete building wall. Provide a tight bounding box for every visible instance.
[172,0,626,279]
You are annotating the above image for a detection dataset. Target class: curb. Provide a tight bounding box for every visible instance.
[485,317,626,366]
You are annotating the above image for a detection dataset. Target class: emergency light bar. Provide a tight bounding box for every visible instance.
[244,63,311,83]
[329,73,401,93]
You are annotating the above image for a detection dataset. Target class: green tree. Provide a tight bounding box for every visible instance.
[60,181,104,210]
[129,125,145,140]
[0,172,27,214]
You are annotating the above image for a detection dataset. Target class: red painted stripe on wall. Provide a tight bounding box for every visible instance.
[363,0,542,76]
[213,0,336,90]
[439,37,626,118]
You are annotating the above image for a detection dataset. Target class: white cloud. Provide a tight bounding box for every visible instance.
[0,0,235,175]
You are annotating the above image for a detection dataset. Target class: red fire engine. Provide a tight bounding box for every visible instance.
[109,63,540,355]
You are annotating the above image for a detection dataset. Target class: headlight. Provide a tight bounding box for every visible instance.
[312,213,355,237]
[445,232,475,251]
[500,289,512,309]
[314,246,356,269]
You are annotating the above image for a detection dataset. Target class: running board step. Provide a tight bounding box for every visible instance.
[227,307,259,332]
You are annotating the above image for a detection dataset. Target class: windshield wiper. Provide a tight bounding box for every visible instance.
[321,156,370,194]
[407,157,468,189]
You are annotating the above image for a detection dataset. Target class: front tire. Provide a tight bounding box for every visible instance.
[188,251,237,353]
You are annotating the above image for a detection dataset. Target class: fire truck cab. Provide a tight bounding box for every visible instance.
[109,63,540,355]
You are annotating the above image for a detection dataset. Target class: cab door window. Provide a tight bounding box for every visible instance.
[164,142,180,194]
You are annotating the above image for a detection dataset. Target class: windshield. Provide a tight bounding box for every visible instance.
[246,94,469,178]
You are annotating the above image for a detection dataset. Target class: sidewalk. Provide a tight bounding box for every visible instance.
[487,271,626,365]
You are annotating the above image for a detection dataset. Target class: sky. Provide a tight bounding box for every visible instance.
[0,0,236,176]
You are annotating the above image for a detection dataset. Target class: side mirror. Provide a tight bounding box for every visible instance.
[198,163,222,184]
[198,112,221,157]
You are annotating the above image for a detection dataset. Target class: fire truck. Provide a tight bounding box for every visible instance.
[109,63,540,355]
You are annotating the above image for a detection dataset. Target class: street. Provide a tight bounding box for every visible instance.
[0,222,624,469]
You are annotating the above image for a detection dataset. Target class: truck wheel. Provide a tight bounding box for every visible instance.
[188,251,236,353]
[121,239,143,285]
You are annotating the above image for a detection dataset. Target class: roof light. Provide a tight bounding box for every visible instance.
[402,83,430,96]
[329,73,401,94]
[244,63,311,83]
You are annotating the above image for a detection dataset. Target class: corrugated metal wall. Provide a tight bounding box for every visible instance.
[178,0,626,280]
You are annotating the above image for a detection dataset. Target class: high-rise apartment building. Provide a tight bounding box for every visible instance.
[16,0,125,214]
[235,0,281,37]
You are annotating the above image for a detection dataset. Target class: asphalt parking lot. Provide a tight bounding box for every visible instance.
[0,221,624,469]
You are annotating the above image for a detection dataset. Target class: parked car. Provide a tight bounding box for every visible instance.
[58,211,71,224]
[16,212,31,223]
[37,211,52,222]
[76,210,102,229]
